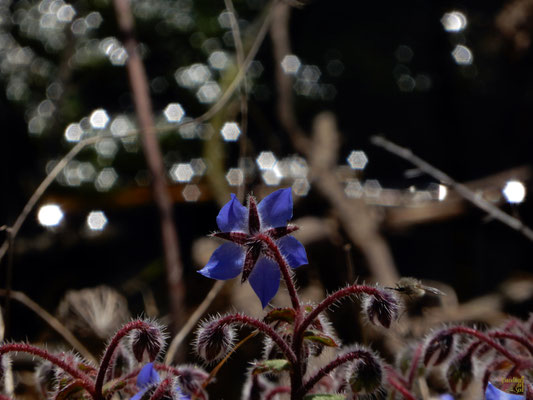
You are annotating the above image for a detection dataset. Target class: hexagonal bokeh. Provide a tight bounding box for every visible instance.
[281,54,301,75]
[182,184,201,202]
[220,122,241,142]
[87,211,108,231]
[256,151,277,170]
[346,150,368,170]
[89,109,110,129]
[262,169,281,186]
[225,168,244,186]
[170,163,194,183]
[163,103,185,123]
[345,179,363,198]
[95,168,118,192]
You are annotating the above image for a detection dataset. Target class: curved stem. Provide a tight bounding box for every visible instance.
[265,386,290,400]
[447,326,532,369]
[299,351,368,396]
[0,343,95,397]
[406,342,424,389]
[95,320,151,400]
[217,314,296,364]
[149,378,172,400]
[258,234,300,310]
[387,375,416,400]
[490,331,533,356]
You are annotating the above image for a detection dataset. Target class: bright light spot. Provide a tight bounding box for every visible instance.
[109,47,128,66]
[441,11,467,32]
[364,180,382,197]
[438,185,448,201]
[218,11,232,29]
[110,116,132,137]
[451,45,473,65]
[347,150,368,170]
[182,184,201,202]
[170,163,194,182]
[95,168,118,192]
[208,51,229,70]
[281,55,301,75]
[57,5,76,23]
[256,151,277,170]
[38,204,63,227]
[90,109,110,129]
[191,158,207,176]
[85,12,103,29]
[262,169,282,186]
[196,81,221,103]
[164,103,185,123]
[345,179,363,198]
[95,138,118,158]
[220,122,240,141]
[292,178,310,196]
[226,168,244,186]
[87,211,107,231]
[503,180,526,204]
[65,123,83,142]
[288,156,308,178]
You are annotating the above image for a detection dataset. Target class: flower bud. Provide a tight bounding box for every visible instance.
[346,348,385,396]
[362,290,400,329]
[35,361,56,397]
[195,317,235,363]
[130,320,166,362]
[176,365,209,399]
[424,330,455,366]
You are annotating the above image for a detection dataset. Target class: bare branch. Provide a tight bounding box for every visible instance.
[371,135,533,241]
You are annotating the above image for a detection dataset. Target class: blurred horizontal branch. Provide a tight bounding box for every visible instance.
[372,136,533,241]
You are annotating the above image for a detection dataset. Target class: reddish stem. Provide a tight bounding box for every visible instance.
[299,350,371,396]
[217,314,296,364]
[265,386,291,400]
[406,342,424,389]
[0,343,95,397]
[447,326,532,369]
[95,320,151,400]
[258,234,300,310]
[490,331,533,356]
[149,378,172,400]
[388,375,416,400]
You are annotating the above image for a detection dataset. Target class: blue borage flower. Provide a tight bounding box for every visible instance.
[131,363,189,400]
[438,382,526,400]
[198,188,308,308]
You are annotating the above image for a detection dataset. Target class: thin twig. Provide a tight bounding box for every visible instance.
[371,135,533,241]
[113,0,186,336]
[164,280,225,365]
[0,289,96,363]
[4,228,13,337]
[225,0,249,202]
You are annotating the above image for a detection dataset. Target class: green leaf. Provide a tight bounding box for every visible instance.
[102,379,127,398]
[303,330,339,347]
[264,308,296,324]
[252,359,291,375]
[303,395,345,400]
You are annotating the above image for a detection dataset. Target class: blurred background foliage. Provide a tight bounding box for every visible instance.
[1,0,533,397]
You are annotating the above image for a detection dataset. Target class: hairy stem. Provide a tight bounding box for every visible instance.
[149,378,172,400]
[95,320,151,400]
[299,351,368,396]
[447,326,532,368]
[217,314,296,364]
[265,386,290,400]
[490,331,533,356]
[407,342,424,389]
[0,343,95,397]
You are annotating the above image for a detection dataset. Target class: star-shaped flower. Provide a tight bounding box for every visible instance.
[198,188,308,308]
[131,363,189,400]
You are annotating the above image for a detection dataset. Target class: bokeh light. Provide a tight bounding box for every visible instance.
[87,211,108,231]
[503,180,526,204]
[38,204,63,227]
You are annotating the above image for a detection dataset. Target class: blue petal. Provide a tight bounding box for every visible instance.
[486,382,525,400]
[130,387,149,400]
[439,395,455,400]
[277,236,308,269]
[248,257,281,308]
[216,194,247,232]
[198,243,245,280]
[257,188,293,228]
[136,363,160,388]
[176,388,190,400]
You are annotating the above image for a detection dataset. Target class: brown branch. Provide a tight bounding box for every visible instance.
[371,135,533,241]
[0,289,96,363]
[112,0,185,335]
